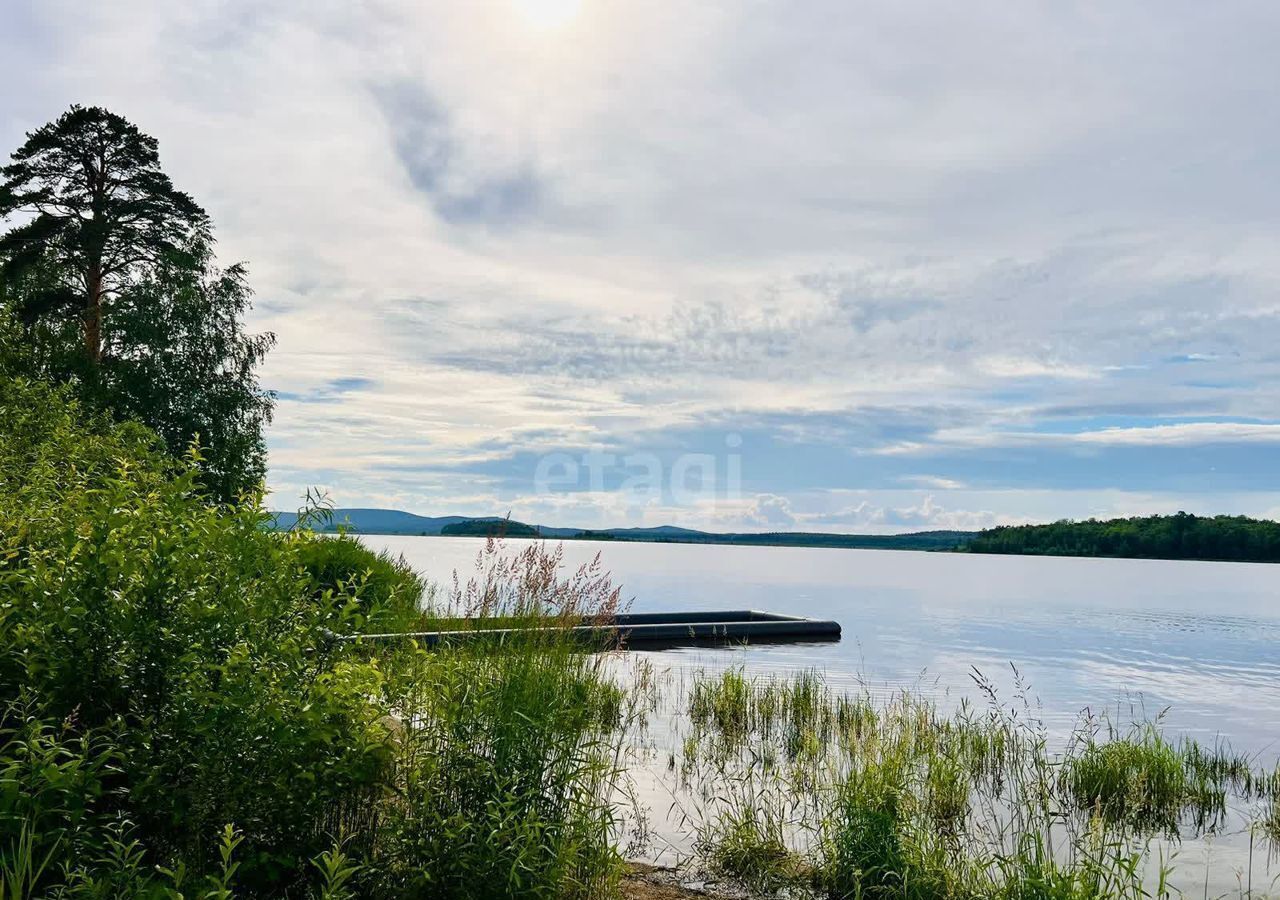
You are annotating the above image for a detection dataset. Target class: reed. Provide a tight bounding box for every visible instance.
[667,667,1278,899]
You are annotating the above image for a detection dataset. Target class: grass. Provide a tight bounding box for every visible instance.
[663,666,1280,899]
[314,537,640,899]
[698,805,806,894]
[1061,724,1255,835]
[0,528,637,898]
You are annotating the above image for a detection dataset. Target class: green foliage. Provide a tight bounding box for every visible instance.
[88,246,275,502]
[295,535,426,633]
[701,805,803,894]
[1064,729,1190,832]
[0,377,394,892]
[361,538,629,898]
[1264,766,1280,849]
[378,643,625,899]
[1061,724,1253,836]
[0,105,274,503]
[675,668,1272,900]
[0,106,209,337]
[0,704,124,878]
[965,512,1280,562]
[823,758,914,899]
[0,375,628,897]
[311,837,364,900]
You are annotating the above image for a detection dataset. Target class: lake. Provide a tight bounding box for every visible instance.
[365,535,1280,888]
[368,534,1280,758]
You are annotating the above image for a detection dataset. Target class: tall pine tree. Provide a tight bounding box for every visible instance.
[0,105,274,501]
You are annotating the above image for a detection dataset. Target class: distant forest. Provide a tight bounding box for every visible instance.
[965,512,1280,563]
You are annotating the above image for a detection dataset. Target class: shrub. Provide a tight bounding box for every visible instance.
[377,643,625,899]
[294,534,425,633]
[368,537,630,899]
[0,701,125,891]
[0,375,630,897]
[0,377,397,892]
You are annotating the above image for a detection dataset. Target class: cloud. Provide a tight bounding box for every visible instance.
[975,356,1100,381]
[744,494,797,527]
[876,421,1280,456]
[809,495,1007,532]
[901,476,967,490]
[880,495,1000,531]
[371,80,543,226]
[1070,422,1280,446]
[3,2,1280,528]
[276,376,376,404]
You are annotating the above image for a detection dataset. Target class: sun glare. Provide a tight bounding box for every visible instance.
[513,0,582,30]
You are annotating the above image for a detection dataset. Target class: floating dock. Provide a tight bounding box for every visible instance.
[328,609,841,649]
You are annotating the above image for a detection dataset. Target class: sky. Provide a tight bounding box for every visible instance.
[4,0,1280,533]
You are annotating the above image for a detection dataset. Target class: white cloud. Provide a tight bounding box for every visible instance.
[881,495,1001,531]
[743,494,797,528]
[876,421,1280,456]
[3,2,1280,526]
[901,476,968,490]
[974,356,1100,381]
[1071,422,1280,446]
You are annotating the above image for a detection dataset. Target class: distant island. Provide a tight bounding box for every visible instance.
[271,508,1280,562]
[965,512,1280,563]
[441,519,541,538]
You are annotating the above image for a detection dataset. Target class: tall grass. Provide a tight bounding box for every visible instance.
[669,666,1278,899]
[1062,723,1253,836]
[354,538,635,899]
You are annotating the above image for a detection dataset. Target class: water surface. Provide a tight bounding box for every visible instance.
[365,536,1280,888]
[369,536,1280,757]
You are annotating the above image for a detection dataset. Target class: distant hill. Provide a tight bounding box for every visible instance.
[269,507,1280,561]
[267,507,975,551]
[271,508,486,535]
[639,529,976,551]
[603,525,710,539]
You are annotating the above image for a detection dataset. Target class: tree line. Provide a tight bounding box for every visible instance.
[965,512,1280,563]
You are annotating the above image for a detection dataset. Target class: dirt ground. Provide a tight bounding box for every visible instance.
[620,872,700,900]
[621,864,750,899]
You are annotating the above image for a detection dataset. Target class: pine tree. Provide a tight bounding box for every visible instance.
[0,106,274,501]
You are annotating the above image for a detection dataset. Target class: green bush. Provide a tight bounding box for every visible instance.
[368,538,629,899]
[0,377,396,892]
[378,643,624,899]
[0,701,125,892]
[0,375,628,897]
[294,534,425,634]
